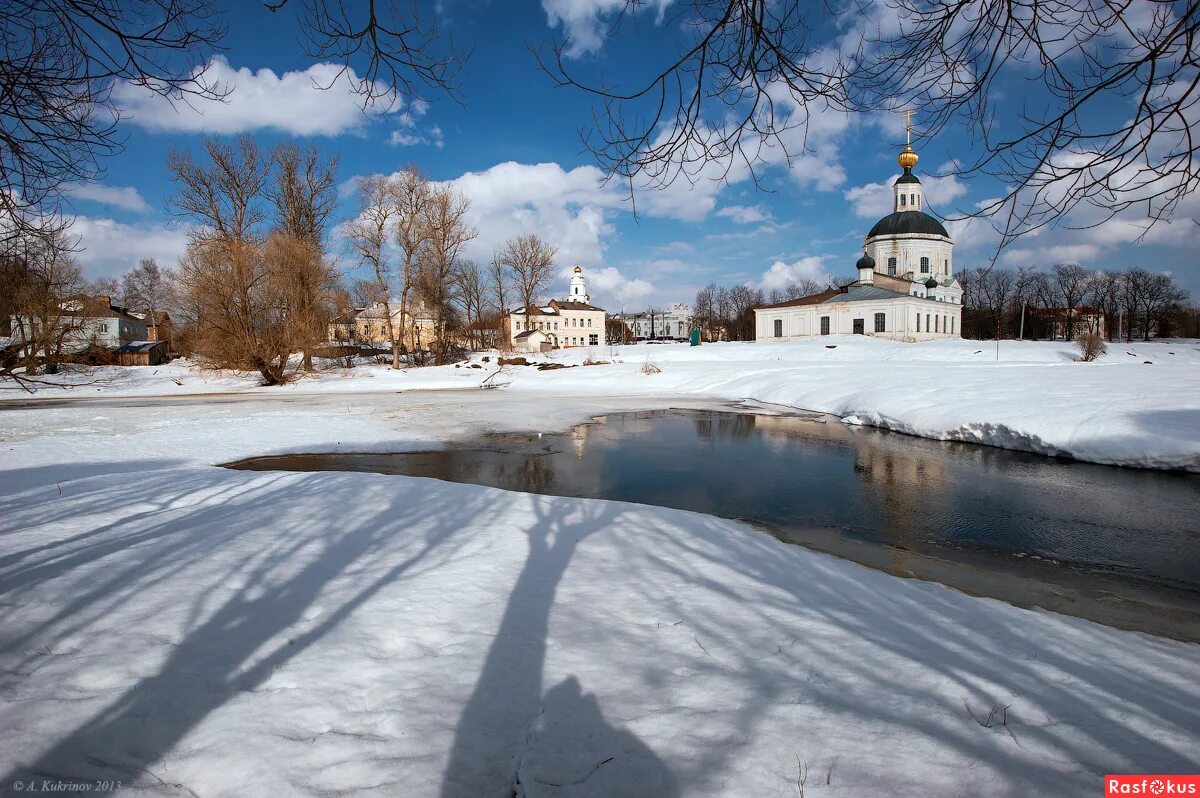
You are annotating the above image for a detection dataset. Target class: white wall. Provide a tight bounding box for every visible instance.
[755,298,962,342]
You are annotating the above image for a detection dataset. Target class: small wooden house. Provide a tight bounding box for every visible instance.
[116,340,168,366]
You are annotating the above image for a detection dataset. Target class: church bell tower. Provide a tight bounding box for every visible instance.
[568,265,590,303]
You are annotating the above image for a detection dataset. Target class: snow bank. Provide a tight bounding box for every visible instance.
[4,338,1199,470]
[2,392,1198,796]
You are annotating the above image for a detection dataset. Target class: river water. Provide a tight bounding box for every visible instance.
[226,409,1200,640]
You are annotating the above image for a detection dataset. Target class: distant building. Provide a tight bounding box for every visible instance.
[9,295,148,353]
[116,340,169,366]
[130,310,173,352]
[503,266,607,349]
[1033,307,1107,340]
[328,301,437,349]
[754,130,962,341]
[611,303,692,341]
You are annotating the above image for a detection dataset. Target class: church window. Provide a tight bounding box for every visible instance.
[874,313,886,333]
[926,313,931,331]
[887,257,897,276]
[820,316,830,336]
[900,194,907,207]
[935,315,940,332]
[774,319,783,338]
[920,257,930,273]
[910,194,916,206]
[916,313,921,332]
[944,259,948,273]
[951,318,956,334]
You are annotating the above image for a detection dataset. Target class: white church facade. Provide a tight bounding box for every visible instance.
[504,266,607,351]
[754,137,963,342]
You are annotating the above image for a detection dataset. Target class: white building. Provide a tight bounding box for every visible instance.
[9,296,148,353]
[504,266,607,350]
[754,137,963,342]
[611,303,692,341]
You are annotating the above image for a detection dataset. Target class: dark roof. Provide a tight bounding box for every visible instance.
[856,253,875,270]
[867,210,950,239]
[552,299,606,312]
[822,285,911,304]
[756,288,841,310]
[117,341,165,353]
[513,330,546,340]
[894,170,922,185]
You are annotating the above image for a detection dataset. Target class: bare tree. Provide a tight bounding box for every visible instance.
[0,1,226,246]
[264,0,466,108]
[7,228,86,377]
[544,0,1200,243]
[418,184,476,363]
[1051,264,1089,340]
[453,259,488,350]
[392,166,430,355]
[500,233,557,334]
[268,141,340,370]
[487,249,511,346]
[121,257,176,344]
[345,174,402,368]
[169,135,301,385]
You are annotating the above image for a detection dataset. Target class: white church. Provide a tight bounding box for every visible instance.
[504,266,608,352]
[754,136,963,341]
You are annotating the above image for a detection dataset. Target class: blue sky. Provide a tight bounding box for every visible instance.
[64,0,1200,310]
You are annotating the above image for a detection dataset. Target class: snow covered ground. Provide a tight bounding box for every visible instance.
[1,386,1198,797]
[3,337,1199,470]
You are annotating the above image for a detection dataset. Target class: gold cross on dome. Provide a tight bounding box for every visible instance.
[892,108,917,145]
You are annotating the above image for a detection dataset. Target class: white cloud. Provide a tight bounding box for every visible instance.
[578,265,655,306]
[844,172,968,219]
[111,56,397,136]
[442,161,624,268]
[69,217,191,279]
[389,125,444,148]
[542,0,673,57]
[756,256,831,291]
[717,204,771,224]
[66,184,151,214]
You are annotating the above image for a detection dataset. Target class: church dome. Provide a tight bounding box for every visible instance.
[856,252,875,270]
[925,277,939,289]
[867,210,950,239]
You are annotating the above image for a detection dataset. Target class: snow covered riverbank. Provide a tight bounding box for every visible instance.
[5,337,1200,471]
[1,390,1198,796]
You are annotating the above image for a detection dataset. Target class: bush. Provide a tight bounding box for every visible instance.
[1076,332,1107,362]
[641,359,661,374]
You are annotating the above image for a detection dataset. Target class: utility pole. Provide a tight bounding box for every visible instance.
[1019,301,1026,340]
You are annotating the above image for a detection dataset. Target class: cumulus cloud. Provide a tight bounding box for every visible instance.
[756,256,830,291]
[578,265,656,306]
[69,216,191,279]
[66,184,151,214]
[111,56,397,136]
[717,204,772,224]
[843,171,968,219]
[542,0,673,57]
[441,161,624,267]
[389,125,444,148]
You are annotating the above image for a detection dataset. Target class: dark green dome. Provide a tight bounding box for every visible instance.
[856,252,875,270]
[867,210,950,239]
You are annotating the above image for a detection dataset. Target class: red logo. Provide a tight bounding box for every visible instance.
[1106,776,1200,796]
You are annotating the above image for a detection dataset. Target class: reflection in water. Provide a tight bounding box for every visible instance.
[226,410,1200,639]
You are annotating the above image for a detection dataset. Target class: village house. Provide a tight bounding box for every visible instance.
[504,266,607,352]
[328,301,438,350]
[9,295,149,354]
[754,129,963,342]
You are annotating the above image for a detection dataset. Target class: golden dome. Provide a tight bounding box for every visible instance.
[573,265,582,273]
[898,145,919,170]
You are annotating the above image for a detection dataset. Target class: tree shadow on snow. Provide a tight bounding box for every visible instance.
[440,495,676,798]
[0,466,478,794]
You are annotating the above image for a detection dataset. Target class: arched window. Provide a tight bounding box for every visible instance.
[944,259,949,274]
[887,257,897,276]
[920,257,930,273]
[916,314,921,332]
[926,313,931,331]
[910,194,916,206]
